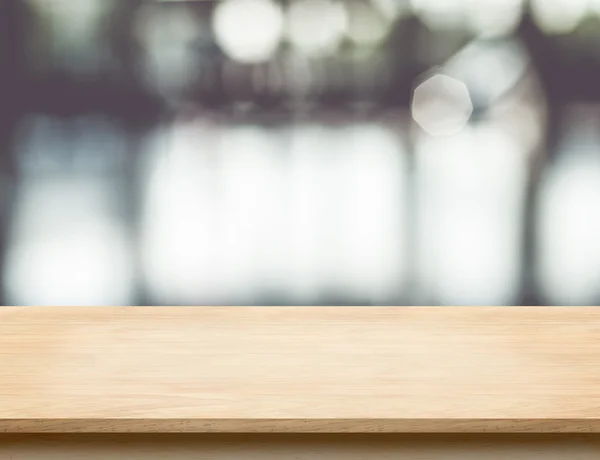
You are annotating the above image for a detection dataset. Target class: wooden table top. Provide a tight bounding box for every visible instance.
[1,307,599,433]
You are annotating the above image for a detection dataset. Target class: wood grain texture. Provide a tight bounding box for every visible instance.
[1,307,600,433]
[2,434,600,459]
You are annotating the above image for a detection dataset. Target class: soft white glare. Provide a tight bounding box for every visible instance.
[465,0,523,38]
[370,0,411,20]
[213,0,284,63]
[346,2,391,47]
[447,39,546,158]
[530,0,588,34]
[6,228,132,306]
[287,124,338,301]
[288,123,406,303]
[287,0,348,57]
[590,0,600,14]
[334,124,407,302]
[538,148,600,305]
[445,40,529,104]
[5,177,133,306]
[410,0,465,31]
[217,125,287,300]
[412,74,473,136]
[143,121,287,304]
[144,119,407,304]
[416,126,526,305]
[486,65,547,159]
[142,121,224,304]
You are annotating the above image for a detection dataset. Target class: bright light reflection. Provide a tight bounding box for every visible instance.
[444,40,529,105]
[530,0,588,35]
[370,0,411,20]
[142,121,223,304]
[287,124,338,302]
[334,124,407,302]
[410,0,465,31]
[213,0,284,63]
[416,125,526,305]
[217,125,286,301]
[5,177,133,306]
[287,0,348,57]
[412,74,473,136]
[538,145,600,305]
[346,2,391,47]
[465,0,523,38]
[143,120,407,305]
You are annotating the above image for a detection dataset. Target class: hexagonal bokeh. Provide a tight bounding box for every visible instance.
[411,74,473,136]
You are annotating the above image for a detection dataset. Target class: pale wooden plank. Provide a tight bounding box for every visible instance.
[1,307,599,432]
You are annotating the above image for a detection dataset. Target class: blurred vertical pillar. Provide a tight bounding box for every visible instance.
[109,0,165,306]
[519,134,546,306]
[515,6,559,305]
[384,15,430,305]
[0,0,30,305]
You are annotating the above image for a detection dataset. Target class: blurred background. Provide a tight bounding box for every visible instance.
[1,0,599,306]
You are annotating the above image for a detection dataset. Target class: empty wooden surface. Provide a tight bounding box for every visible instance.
[2,434,600,459]
[1,307,600,432]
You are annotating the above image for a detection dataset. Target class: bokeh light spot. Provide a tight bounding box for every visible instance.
[531,0,588,35]
[346,2,391,47]
[213,0,284,64]
[466,0,523,38]
[410,0,465,31]
[286,0,348,57]
[412,74,473,136]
